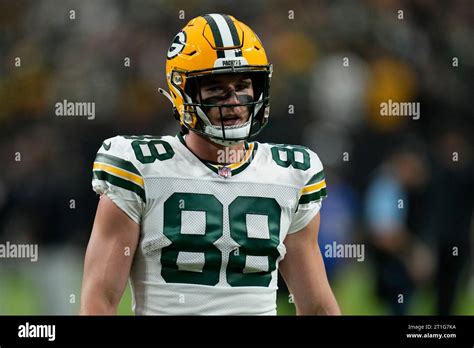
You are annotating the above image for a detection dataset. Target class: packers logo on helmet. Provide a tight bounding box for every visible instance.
[159,13,272,146]
[167,31,187,59]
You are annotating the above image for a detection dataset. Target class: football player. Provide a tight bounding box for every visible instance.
[80,13,340,315]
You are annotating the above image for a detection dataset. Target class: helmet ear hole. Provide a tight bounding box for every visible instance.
[184,77,199,102]
[249,72,265,101]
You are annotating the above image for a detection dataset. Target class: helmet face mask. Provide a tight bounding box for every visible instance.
[184,69,270,145]
[164,14,272,146]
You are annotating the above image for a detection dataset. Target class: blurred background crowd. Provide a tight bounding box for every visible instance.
[0,0,472,315]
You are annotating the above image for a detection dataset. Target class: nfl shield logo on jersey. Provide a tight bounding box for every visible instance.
[218,166,232,178]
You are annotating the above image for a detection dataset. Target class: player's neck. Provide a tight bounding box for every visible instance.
[184,131,246,165]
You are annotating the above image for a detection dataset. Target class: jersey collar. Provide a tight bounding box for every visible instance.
[176,132,258,178]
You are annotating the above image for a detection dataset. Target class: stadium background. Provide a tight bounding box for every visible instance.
[0,0,472,315]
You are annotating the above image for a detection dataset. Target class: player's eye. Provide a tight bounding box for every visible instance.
[202,94,227,105]
[235,80,252,91]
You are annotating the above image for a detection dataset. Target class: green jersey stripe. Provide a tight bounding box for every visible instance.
[93,170,146,202]
[95,153,141,176]
[298,187,327,205]
[305,170,325,186]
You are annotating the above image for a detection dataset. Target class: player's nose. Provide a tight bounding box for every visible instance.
[222,89,241,105]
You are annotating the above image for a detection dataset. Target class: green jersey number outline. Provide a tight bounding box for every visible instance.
[123,136,175,164]
[161,193,282,287]
[270,145,310,170]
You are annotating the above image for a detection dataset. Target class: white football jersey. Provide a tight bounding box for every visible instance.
[91,133,327,315]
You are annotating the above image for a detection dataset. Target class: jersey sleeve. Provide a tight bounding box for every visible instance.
[288,149,327,234]
[91,136,145,224]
